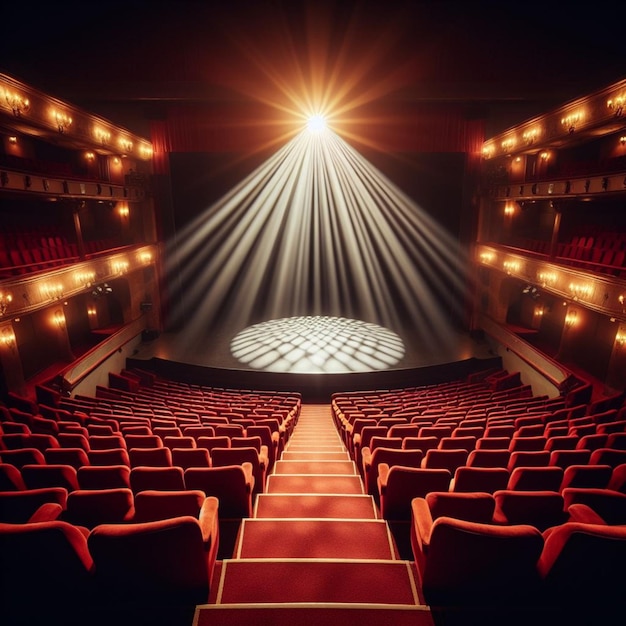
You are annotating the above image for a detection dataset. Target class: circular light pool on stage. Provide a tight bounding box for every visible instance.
[230,316,405,373]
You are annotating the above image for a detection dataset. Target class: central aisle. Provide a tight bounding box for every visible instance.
[194,404,435,625]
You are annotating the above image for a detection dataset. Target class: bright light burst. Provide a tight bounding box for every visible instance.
[166,125,469,360]
[307,114,327,132]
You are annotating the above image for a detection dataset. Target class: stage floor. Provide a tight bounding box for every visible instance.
[129,318,499,401]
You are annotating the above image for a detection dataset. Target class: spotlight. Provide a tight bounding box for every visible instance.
[307,114,326,133]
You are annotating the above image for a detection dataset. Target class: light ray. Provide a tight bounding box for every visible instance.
[166,126,469,366]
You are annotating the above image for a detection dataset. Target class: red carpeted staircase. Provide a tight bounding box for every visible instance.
[194,404,434,625]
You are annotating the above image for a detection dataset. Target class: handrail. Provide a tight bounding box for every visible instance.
[59,316,148,392]
[477,313,571,388]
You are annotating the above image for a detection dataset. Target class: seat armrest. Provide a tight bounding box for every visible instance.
[198,495,220,547]
[411,497,435,553]
[567,503,606,524]
[28,502,64,523]
[377,463,390,495]
[242,462,254,492]
[362,446,373,472]
[259,445,270,468]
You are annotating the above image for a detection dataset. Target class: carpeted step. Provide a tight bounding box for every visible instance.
[254,494,379,519]
[266,473,363,494]
[234,518,398,559]
[194,603,435,626]
[281,450,350,461]
[213,558,424,605]
[272,459,357,475]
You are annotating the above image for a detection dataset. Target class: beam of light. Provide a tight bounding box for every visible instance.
[165,127,471,367]
[230,316,405,373]
[307,114,327,132]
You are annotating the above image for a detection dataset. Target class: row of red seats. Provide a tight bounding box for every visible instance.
[409,488,626,616]
[0,489,220,626]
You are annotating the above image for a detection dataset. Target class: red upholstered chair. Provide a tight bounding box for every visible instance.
[466,448,510,468]
[0,463,27,490]
[196,436,231,455]
[124,434,163,449]
[576,433,608,451]
[545,435,579,452]
[377,464,452,521]
[605,432,626,450]
[538,521,626,613]
[246,425,279,472]
[88,434,127,450]
[353,425,388,470]
[0,519,94,625]
[558,464,613,491]
[182,426,216,442]
[62,488,135,529]
[607,463,626,493]
[130,466,185,494]
[171,447,211,470]
[57,432,90,450]
[88,448,130,467]
[509,436,547,452]
[361,447,423,501]
[88,515,217,622]
[492,489,568,531]
[163,436,196,451]
[507,450,551,471]
[388,424,420,439]
[215,424,245,439]
[451,466,510,494]
[184,463,254,519]
[410,492,496,574]
[77,464,131,490]
[421,448,468,474]
[128,446,172,468]
[402,436,439,453]
[153,426,183,439]
[0,447,46,468]
[414,516,544,607]
[438,436,476,452]
[561,487,626,525]
[210,446,268,498]
[0,487,68,523]
[475,436,511,450]
[21,463,80,492]
[589,447,626,468]
[44,446,90,469]
[548,448,591,469]
[507,465,564,492]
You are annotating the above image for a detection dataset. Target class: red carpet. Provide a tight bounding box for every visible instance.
[272,459,357,474]
[194,403,433,626]
[214,559,421,604]
[194,604,435,626]
[266,473,364,494]
[254,494,379,519]
[234,519,397,559]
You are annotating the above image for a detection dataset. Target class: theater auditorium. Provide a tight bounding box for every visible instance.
[1,2,626,625]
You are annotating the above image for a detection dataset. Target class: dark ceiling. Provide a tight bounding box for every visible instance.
[2,0,626,138]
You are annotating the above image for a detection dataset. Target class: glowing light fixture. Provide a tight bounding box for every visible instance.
[307,114,327,132]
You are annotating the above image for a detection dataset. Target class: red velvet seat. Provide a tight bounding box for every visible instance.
[548,448,591,469]
[0,447,46,468]
[130,466,185,494]
[88,448,130,467]
[361,447,423,501]
[492,489,568,531]
[210,446,268,498]
[415,516,544,607]
[77,464,131,490]
[558,464,613,491]
[507,465,564,491]
[452,466,510,494]
[421,448,468,473]
[44,447,90,469]
[0,519,94,625]
[184,464,254,518]
[561,487,626,524]
[506,450,551,471]
[171,447,211,470]
[0,487,68,523]
[62,487,135,529]
[0,463,26,490]
[88,514,217,622]
[21,463,80,492]
[124,434,163,449]
[128,446,172,468]
[466,448,510,468]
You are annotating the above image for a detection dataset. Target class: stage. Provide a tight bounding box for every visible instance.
[127,317,501,402]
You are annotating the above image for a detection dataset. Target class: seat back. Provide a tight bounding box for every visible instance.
[559,464,613,491]
[210,446,266,496]
[77,464,131,490]
[422,449,468,473]
[44,447,90,469]
[0,447,46,468]
[493,489,567,531]
[171,447,211,470]
[539,521,626,604]
[548,448,591,469]
[64,488,135,528]
[21,463,80,492]
[0,520,94,623]
[561,487,626,524]
[381,466,451,520]
[133,489,205,522]
[425,491,496,523]
[507,466,564,491]
[130,466,185,494]
[364,448,423,497]
[452,466,510,494]
[0,487,68,523]
[466,449,510,468]
[128,447,172,468]
[0,463,27,490]
[422,516,544,606]
[184,465,252,518]
[88,516,211,606]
